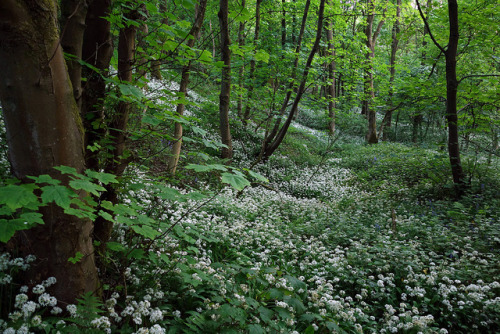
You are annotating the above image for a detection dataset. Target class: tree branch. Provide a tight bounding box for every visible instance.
[458,74,500,84]
[372,8,386,45]
[415,0,446,54]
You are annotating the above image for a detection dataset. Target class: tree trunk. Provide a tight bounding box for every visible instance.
[218,0,233,160]
[261,0,326,160]
[281,0,287,49]
[326,0,336,134]
[95,7,141,246]
[411,0,431,144]
[0,0,98,304]
[60,0,89,110]
[80,0,113,171]
[237,0,246,120]
[167,0,208,174]
[383,0,401,141]
[416,0,465,195]
[265,0,311,147]
[363,0,384,144]
[444,0,465,193]
[242,0,263,125]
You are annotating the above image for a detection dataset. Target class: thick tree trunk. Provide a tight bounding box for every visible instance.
[167,0,208,174]
[218,0,233,160]
[0,0,98,304]
[261,0,326,160]
[242,0,263,125]
[383,0,401,141]
[81,0,113,171]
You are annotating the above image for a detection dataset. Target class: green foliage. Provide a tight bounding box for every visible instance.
[0,168,116,244]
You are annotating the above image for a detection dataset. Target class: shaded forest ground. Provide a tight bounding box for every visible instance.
[1,87,499,333]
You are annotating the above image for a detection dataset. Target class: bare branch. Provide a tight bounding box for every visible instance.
[458,74,500,84]
[415,0,446,54]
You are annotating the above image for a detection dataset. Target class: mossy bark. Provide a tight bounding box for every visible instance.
[0,0,99,304]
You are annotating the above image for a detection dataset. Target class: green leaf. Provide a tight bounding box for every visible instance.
[41,185,76,209]
[85,170,118,184]
[68,251,84,264]
[27,174,61,185]
[185,164,211,172]
[0,185,39,210]
[107,242,126,252]
[19,212,44,225]
[198,50,212,63]
[119,84,144,99]
[131,225,161,239]
[222,172,250,191]
[53,166,79,175]
[254,50,270,63]
[304,325,315,334]
[247,170,269,183]
[248,324,265,334]
[127,248,145,260]
[325,321,341,331]
[157,186,182,201]
[258,306,273,324]
[184,191,207,201]
[98,210,114,222]
[0,219,33,243]
[64,207,96,220]
[69,179,105,196]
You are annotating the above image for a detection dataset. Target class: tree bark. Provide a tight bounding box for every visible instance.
[95,6,141,246]
[444,0,465,193]
[237,0,246,119]
[326,0,336,135]
[60,0,89,110]
[242,0,263,125]
[363,0,384,144]
[281,0,287,49]
[167,0,208,174]
[383,0,401,141]
[80,0,113,171]
[265,0,311,147]
[261,0,326,160]
[218,0,233,160]
[0,0,98,304]
[416,0,466,195]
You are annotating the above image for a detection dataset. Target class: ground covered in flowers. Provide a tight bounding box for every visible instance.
[1,103,500,333]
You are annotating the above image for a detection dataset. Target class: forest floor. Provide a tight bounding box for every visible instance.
[109,105,500,333]
[1,97,499,334]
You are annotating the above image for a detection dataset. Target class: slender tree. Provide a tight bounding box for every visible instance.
[218,0,233,160]
[326,0,336,134]
[416,0,466,195]
[80,0,113,171]
[167,0,208,174]
[382,0,401,141]
[363,0,385,144]
[260,0,326,161]
[237,0,246,119]
[242,0,263,125]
